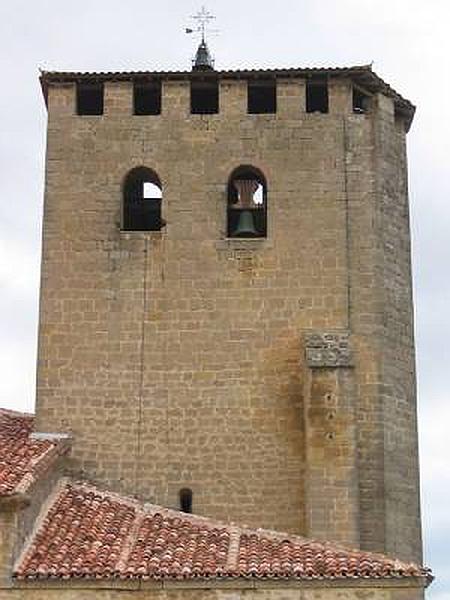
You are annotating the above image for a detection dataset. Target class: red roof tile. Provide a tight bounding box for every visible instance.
[14,482,432,583]
[238,533,427,580]
[17,484,136,579]
[0,409,68,497]
[124,512,230,579]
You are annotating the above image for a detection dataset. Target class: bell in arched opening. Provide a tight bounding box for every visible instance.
[227,166,267,238]
[231,210,259,237]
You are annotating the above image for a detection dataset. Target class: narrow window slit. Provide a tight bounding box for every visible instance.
[179,488,193,513]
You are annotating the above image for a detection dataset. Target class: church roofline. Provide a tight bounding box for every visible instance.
[39,64,415,127]
[13,479,433,585]
[0,409,432,586]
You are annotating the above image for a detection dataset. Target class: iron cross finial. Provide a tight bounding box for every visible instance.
[189,6,216,43]
[185,7,218,70]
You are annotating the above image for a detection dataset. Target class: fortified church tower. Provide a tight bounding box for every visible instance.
[34,19,421,564]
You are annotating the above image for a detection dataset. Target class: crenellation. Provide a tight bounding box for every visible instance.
[219,80,248,117]
[329,80,352,115]
[376,91,396,121]
[276,78,305,118]
[162,81,190,117]
[46,83,75,116]
[104,82,132,116]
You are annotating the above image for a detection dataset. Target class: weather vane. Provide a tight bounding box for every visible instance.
[186,6,218,44]
[185,7,219,70]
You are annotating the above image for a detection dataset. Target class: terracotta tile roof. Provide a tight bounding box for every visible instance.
[124,511,230,579]
[40,65,376,82]
[17,483,137,578]
[0,409,68,497]
[238,533,427,580]
[15,482,432,583]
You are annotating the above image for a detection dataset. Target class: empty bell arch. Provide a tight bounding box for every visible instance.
[122,166,165,231]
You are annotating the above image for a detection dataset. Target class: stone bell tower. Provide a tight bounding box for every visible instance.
[34,35,422,564]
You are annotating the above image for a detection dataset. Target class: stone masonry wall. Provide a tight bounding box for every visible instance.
[0,585,426,600]
[33,76,421,559]
[0,511,16,588]
[35,78,350,535]
[376,97,422,561]
[344,94,387,555]
[342,94,421,562]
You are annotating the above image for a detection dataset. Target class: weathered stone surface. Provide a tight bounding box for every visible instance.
[32,75,422,565]
[305,331,353,368]
[0,585,426,599]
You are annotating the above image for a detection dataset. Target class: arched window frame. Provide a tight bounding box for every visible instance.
[122,166,165,232]
[226,165,267,238]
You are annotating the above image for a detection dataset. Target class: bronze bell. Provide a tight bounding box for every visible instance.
[232,210,259,237]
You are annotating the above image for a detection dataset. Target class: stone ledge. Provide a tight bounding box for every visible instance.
[29,433,72,442]
[9,576,428,591]
[215,238,273,251]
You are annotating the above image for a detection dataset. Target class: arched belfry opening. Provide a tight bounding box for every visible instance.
[122,167,165,231]
[227,166,267,238]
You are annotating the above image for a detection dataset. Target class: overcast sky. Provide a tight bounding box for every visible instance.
[0,1,448,597]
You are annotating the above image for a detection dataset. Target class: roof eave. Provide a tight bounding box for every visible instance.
[12,574,432,589]
[38,66,415,125]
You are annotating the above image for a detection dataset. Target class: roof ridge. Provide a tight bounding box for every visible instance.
[116,505,146,574]
[225,525,241,572]
[13,435,70,496]
[13,477,70,574]
[0,408,70,498]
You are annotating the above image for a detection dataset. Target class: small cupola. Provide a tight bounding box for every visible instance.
[193,39,214,71]
[187,7,216,71]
